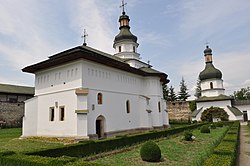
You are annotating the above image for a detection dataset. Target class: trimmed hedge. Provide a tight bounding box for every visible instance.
[0,152,77,166]
[203,121,240,166]
[27,123,206,158]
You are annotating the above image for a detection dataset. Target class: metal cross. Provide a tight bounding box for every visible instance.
[120,0,127,14]
[205,41,210,47]
[81,29,88,46]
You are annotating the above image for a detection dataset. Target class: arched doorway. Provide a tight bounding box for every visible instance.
[96,115,105,139]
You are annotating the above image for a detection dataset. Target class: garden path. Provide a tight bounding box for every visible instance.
[238,122,250,166]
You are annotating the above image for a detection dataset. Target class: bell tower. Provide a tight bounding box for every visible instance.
[113,0,140,61]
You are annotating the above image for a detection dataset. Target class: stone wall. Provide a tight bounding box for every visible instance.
[0,102,24,127]
[167,101,192,121]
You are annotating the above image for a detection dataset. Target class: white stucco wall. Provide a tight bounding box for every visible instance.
[23,59,168,138]
[201,79,225,97]
[22,97,38,137]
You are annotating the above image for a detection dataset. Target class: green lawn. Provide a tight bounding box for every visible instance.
[0,128,64,153]
[87,126,229,166]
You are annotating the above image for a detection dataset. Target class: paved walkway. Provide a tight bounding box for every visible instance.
[238,122,250,166]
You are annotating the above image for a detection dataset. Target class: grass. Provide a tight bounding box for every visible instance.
[86,126,229,166]
[0,128,64,153]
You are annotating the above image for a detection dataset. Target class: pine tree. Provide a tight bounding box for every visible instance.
[169,85,177,101]
[194,79,201,99]
[178,77,190,101]
[162,84,169,100]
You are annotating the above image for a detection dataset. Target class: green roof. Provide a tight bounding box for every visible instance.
[227,106,243,116]
[196,95,232,102]
[199,62,222,81]
[191,107,203,117]
[0,83,34,95]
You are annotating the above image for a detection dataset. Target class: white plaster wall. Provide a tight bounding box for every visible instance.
[35,61,82,96]
[201,79,224,97]
[22,97,38,137]
[36,89,78,137]
[24,58,168,138]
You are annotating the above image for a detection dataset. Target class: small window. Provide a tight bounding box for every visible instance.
[210,82,213,89]
[133,46,136,52]
[50,107,55,121]
[59,106,65,121]
[119,46,121,52]
[97,93,103,105]
[126,100,130,113]
[158,102,161,112]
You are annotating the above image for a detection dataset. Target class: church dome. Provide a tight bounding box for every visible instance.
[114,28,137,44]
[203,46,212,55]
[199,62,222,81]
[114,12,137,44]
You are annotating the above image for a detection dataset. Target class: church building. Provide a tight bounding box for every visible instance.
[21,4,170,139]
[192,46,243,121]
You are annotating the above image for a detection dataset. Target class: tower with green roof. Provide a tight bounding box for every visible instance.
[199,45,225,97]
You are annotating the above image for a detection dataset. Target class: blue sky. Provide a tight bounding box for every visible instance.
[0,0,250,99]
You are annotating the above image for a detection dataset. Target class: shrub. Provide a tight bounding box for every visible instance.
[201,107,229,122]
[140,141,161,162]
[200,125,210,133]
[183,131,193,141]
[210,123,216,129]
[216,122,223,127]
[192,120,197,123]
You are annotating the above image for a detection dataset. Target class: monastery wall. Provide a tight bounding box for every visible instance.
[167,101,192,121]
[0,102,24,127]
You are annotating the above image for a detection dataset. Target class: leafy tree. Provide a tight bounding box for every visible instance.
[194,79,201,99]
[233,87,250,100]
[178,77,190,101]
[162,84,169,100]
[169,85,177,101]
[189,100,197,112]
[201,107,229,122]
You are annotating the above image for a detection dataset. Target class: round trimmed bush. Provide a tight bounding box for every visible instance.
[184,131,193,141]
[200,125,210,133]
[140,141,161,162]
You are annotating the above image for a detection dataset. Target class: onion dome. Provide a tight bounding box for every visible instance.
[114,12,137,45]
[199,46,222,81]
[199,63,222,81]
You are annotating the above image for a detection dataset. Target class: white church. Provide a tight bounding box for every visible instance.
[191,46,244,121]
[21,6,170,139]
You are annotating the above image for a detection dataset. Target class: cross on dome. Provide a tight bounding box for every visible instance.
[120,0,127,15]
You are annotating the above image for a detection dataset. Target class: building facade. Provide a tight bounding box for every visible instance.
[22,7,170,139]
[192,46,243,121]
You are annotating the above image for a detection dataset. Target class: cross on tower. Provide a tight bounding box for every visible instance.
[81,29,88,46]
[120,0,127,14]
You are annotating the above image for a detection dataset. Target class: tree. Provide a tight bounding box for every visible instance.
[194,79,201,99]
[201,107,229,122]
[169,85,177,101]
[233,87,250,100]
[162,84,169,100]
[178,77,190,101]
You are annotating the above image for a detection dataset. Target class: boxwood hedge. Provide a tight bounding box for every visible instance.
[203,121,240,166]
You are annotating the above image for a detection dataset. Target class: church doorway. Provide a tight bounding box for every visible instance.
[96,115,105,139]
[243,111,248,121]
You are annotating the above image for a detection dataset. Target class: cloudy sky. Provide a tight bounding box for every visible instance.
[0,0,250,99]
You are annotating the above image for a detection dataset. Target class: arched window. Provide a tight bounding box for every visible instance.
[210,82,213,89]
[126,100,130,113]
[158,101,161,112]
[133,46,136,52]
[97,93,103,105]
[119,46,121,52]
